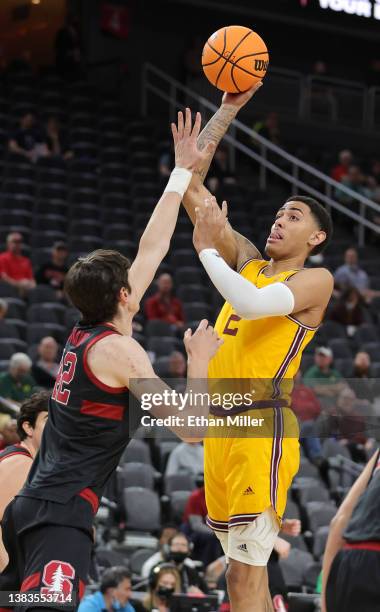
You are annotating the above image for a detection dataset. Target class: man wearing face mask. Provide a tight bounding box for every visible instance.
[164,533,208,595]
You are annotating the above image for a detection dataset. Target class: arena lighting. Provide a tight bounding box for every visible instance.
[31,0,41,5]
[300,0,380,19]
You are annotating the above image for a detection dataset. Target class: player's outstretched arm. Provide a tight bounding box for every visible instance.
[182,84,263,269]
[321,450,379,612]
[95,320,223,442]
[193,197,333,323]
[128,109,214,308]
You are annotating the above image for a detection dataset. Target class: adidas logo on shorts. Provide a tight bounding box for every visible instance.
[243,485,254,495]
[237,543,248,553]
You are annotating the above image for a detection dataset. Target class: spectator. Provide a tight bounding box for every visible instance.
[207,145,235,194]
[334,248,370,298]
[292,370,321,422]
[331,387,367,461]
[143,564,181,612]
[164,532,208,594]
[32,337,60,388]
[0,300,8,321]
[144,274,185,329]
[141,525,178,578]
[335,165,371,206]
[35,241,69,295]
[0,353,36,406]
[79,566,135,612]
[8,112,47,163]
[331,149,353,183]
[303,347,345,405]
[0,233,35,295]
[253,112,281,146]
[55,14,83,80]
[165,442,204,477]
[182,474,222,567]
[352,351,371,379]
[167,351,186,377]
[45,117,73,161]
[329,286,366,333]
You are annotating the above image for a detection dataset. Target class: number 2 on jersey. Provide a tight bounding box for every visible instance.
[52,351,77,405]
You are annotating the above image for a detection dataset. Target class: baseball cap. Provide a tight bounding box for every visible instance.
[316,346,332,358]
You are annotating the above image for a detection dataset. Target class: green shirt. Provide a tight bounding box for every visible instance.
[0,372,36,403]
[303,365,342,386]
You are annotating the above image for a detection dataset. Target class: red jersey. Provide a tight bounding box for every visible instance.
[0,252,34,281]
[183,487,207,523]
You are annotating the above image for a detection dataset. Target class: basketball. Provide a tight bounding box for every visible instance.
[202,25,269,93]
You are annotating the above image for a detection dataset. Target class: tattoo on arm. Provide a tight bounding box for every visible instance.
[195,105,238,182]
[234,231,262,271]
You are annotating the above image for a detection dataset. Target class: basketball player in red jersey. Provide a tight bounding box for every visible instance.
[0,392,49,571]
[0,110,222,611]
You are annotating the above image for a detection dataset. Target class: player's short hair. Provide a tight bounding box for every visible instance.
[285,195,333,255]
[100,566,131,593]
[64,250,131,325]
[17,391,50,440]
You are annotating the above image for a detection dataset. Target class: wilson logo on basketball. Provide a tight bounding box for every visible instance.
[254,59,269,71]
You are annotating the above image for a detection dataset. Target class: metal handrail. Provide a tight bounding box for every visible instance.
[142,62,380,245]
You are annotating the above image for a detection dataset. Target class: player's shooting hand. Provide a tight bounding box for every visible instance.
[222,80,263,109]
[184,319,223,361]
[171,108,215,172]
[193,196,228,253]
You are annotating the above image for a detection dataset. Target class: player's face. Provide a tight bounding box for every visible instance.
[32,411,48,449]
[265,201,321,259]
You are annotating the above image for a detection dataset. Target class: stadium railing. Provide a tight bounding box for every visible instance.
[142,62,380,246]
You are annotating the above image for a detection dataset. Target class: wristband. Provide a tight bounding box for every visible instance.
[164,167,192,197]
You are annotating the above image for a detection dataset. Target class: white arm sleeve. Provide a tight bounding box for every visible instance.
[199,248,295,320]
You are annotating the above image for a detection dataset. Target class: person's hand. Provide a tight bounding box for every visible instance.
[187,586,204,596]
[184,319,223,361]
[222,81,263,110]
[274,537,291,559]
[193,196,228,253]
[281,518,301,537]
[172,108,214,172]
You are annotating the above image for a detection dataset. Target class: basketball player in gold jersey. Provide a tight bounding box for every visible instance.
[182,85,334,611]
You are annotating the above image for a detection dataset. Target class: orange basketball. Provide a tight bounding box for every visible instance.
[202,25,269,93]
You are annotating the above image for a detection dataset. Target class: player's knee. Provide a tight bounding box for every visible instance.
[226,561,261,597]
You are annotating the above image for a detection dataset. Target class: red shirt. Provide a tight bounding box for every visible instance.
[331,164,348,183]
[0,251,34,281]
[292,384,321,422]
[144,292,185,324]
[183,487,207,523]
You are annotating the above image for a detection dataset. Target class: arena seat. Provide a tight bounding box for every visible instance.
[123,487,161,532]
[279,548,315,588]
[169,490,191,524]
[305,501,336,532]
[164,473,195,495]
[120,462,158,491]
[120,439,152,465]
[312,525,329,560]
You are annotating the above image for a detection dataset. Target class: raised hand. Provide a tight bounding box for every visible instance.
[193,195,228,253]
[222,80,263,109]
[171,108,214,172]
[184,318,223,361]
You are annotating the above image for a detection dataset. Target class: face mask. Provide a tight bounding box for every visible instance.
[168,551,187,564]
[156,586,175,600]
